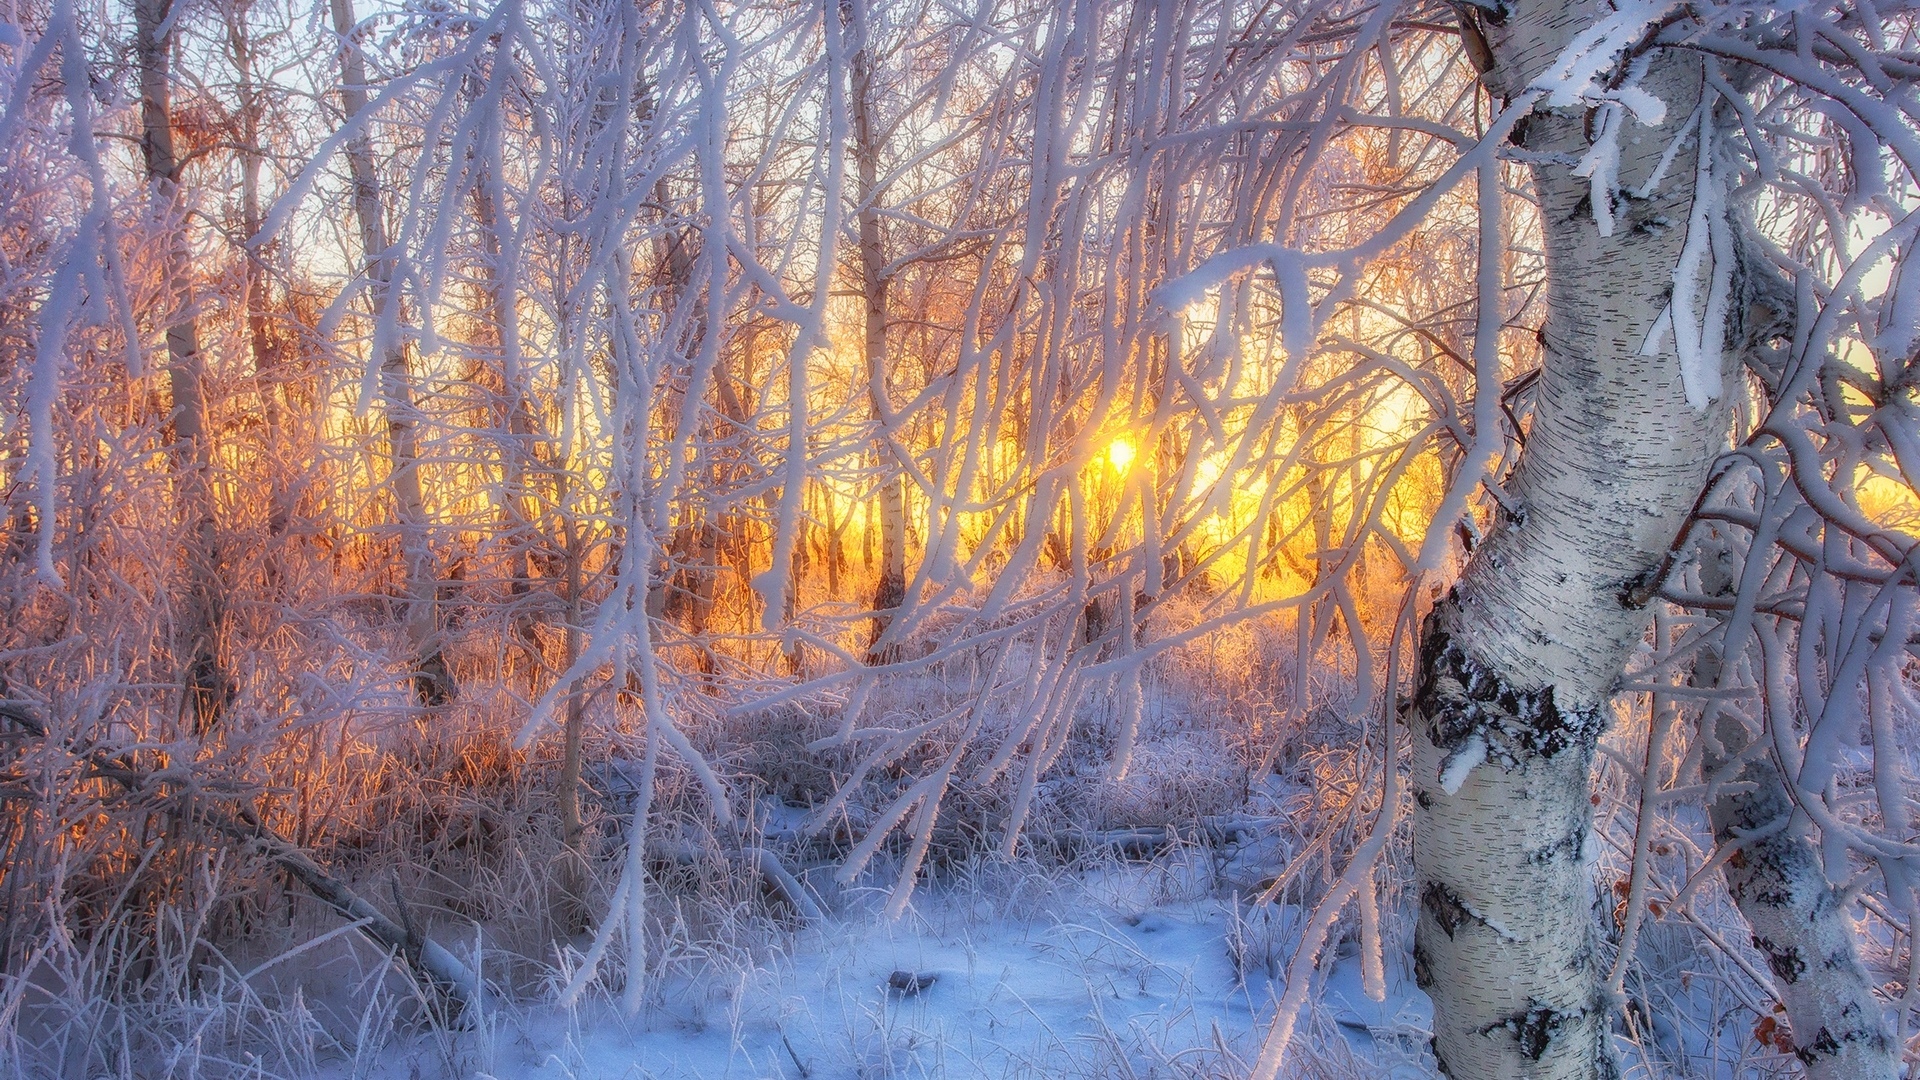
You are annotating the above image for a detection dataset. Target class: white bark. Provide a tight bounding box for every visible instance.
[1413,6,1717,1076]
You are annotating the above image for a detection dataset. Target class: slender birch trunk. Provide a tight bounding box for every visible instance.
[1412,8,1714,1076]
[554,510,589,931]
[848,3,908,666]
[644,173,726,677]
[330,0,452,704]
[469,153,549,684]
[225,2,292,557]
[136,0,228,733]
[224,6,280,499]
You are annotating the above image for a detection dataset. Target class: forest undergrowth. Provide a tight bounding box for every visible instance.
[4,587,1899,1080]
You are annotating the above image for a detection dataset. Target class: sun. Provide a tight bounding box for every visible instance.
[1106,437,1136,471]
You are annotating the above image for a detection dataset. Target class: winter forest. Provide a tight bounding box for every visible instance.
[3,0,1920,1076]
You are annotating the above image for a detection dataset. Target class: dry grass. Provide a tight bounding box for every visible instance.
[21,584,1785,1079]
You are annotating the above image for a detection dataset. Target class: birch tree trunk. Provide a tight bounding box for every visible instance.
[330,0,453,704]
[224,0,292,556]
[848,4,908,666]
[646,175,725,676]
[136,0,228,733]
[1692,533,1898,1078]
[1412,7,1716,1076]
[469,149,549,685]
[555,509,588,931]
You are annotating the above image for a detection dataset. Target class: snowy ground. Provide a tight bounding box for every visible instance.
[366,859,1434,1080]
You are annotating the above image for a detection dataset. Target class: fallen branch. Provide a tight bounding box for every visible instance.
[1023,817,1267,860]
[217,804,483,1013]
[646,836,825,921]
[0,700,482,1016]
[754,814,1268,867]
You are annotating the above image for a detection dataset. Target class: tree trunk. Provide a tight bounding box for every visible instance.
[848,4,908,666]
[330,0,452,704]
[1412,9,1714,1076]
[225,0,293,566]
[644,172,729,678]
[468,151,549,685]
[554,513,589,932]
[136,0,228,733]
[1690,531,1898,1078]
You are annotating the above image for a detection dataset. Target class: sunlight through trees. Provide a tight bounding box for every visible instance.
[1,1,1917,1077]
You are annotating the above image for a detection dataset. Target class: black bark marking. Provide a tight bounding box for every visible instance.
[1752,934,1805,984]
[1422,881,1476,939]
[1415,596,1607,767]
[1526,825,1585,865]
[1630,213,1674,236]
[1507,115,1530,147]
[1481,1000,1579,1061]
[1795,1027,1840,1064]
[1617,567,1660,609]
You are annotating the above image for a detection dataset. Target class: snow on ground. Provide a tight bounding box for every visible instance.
[393,860,1433,1080]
